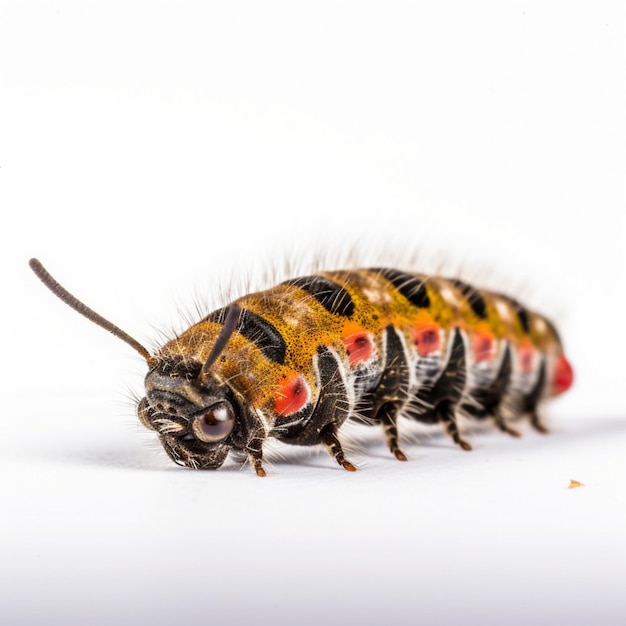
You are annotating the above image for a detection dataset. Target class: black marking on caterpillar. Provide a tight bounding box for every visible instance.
[370,268,431,309]
[451,278,488,319]
[283,275,356,318]
[206,306,287,365]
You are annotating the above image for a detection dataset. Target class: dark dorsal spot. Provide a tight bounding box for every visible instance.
[205,306,287,364]
[284,275,355,317]
[516,308,531,335]
[370,268,430,308]
[506,297,531,334]
[451,279,487,319]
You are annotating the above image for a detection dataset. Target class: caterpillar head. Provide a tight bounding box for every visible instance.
[137,360,241,470]
[136,304,245,470]
[28,259,249,473]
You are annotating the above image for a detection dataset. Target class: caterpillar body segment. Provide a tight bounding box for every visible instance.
[29,260,574,475]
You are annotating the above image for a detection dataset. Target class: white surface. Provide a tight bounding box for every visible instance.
[2,2,625,625]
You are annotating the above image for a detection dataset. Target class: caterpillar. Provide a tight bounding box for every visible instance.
[29,259,574,476]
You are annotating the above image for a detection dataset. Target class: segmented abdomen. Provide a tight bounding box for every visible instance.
[162,268,573,450]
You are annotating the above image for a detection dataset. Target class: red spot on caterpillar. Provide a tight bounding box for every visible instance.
[343,332,374,366]
[472,332,494,362]
[553,354,574,395]
[518,341,535,373]
[413,324,441,357]
[274,373,309,417]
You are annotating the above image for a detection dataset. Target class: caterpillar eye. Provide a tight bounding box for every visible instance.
[191,402,235,443]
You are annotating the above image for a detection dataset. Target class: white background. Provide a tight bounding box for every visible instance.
[2,2,625,625]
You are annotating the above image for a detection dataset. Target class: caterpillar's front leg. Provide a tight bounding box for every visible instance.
[319,424,357,472]
[246,436,267,477]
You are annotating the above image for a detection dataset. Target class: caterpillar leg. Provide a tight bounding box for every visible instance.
[320,424,357,472]
[378,403,407,461]
[414,330,471,451]
[462,345,521,438]
[530,412,549,434]
[525,359,549,434]
[358,326,411,461]
[437,401,472,451]
[486,346,520,437]
[274,345,354,471]
[246,437,267,477]
[492,411,521,438]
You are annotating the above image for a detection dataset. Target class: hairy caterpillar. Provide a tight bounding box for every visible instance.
[29,259,573,476]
